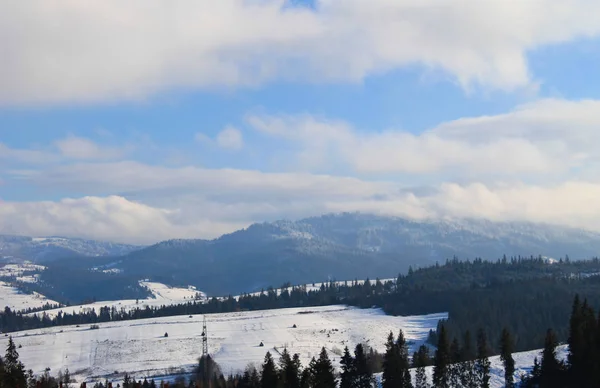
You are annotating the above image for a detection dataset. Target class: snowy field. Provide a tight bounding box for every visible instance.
[4,305,446,384]
[0,281,58,312]
[0,263,46,278]
[30,281,206,318]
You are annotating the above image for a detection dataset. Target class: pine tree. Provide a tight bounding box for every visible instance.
[396,330,413,388]
[500,328,515,388]
[4,337,26,388]
[433,324,451,388]
[413,345,430,388]
[382,332,400,388]
[278,348,300,388]
[476,329,491,388]
[261,352,278,388]
[540,329,564,388]
[310,348,336,388]
[340,346,355,388]
[460,330,477,388]
[568,294,583,383]
[448,338,461,388]
[354,344,373,388]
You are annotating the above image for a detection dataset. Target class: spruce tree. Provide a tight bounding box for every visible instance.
[4,337,26,388]
[278,349,301,388]
[568,294,583,383]
[540,328,564,388]
[261,352,279,388]
[413,345,430,388]
[354,344,373,388]
[448,338,461,388]
[500,328,515,388]
[396,330,413,388]
[311,348,336,388]
[382,332,400,388]
[340,346,355,388]
[433,324,450,388]
[475,329,491,388]
[460,330,477,388]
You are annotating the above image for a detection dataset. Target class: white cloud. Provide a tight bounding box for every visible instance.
[2,0,600,105]
[197,127,244,150]
[216,126,244,150]
[0,143,58,165]
[54,136,126,160]
[3,179,600,244]
[0,196,246,244]
[248,99,600,177]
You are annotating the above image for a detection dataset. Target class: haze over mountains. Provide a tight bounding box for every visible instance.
[21,213,600,297]
[0,235,141,263]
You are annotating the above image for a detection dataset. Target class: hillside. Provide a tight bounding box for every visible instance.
[80,213,600,296]
[0,235,142,262]
[2,305,446,383]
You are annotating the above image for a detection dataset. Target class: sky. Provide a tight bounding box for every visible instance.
[2,0,600,244]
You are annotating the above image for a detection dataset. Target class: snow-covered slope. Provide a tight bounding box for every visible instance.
[31,281,206,318]
[0,235,142,262]
[0,281,58,312]
[6,306,446,383]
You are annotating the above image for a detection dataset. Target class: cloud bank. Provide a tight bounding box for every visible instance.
[2,0,600,105]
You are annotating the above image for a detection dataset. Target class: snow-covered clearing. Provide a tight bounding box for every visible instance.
[5,305,446,384]
[0,281,58,312]
[30,281,206,318]
[0,263,45,278]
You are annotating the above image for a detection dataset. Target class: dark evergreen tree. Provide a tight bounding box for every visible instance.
[476,329,491,388]
[310,348,336,388]
[300,365,312,388]
[278,348,300,388]
[433,324,451,388]
[261,352,279,388]
[354,344,373,388]
[396,330,413,388]
[540,329,565,388]
[4,337,26,388]
[339,346,355,388]
[500,328,516,388]
[413,345,430,388]
[382,332,400,388]
[460,330,477,388]
[448,337,461,388]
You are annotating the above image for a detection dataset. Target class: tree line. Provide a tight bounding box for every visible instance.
[2,294,600,387]
[4,257,600,354]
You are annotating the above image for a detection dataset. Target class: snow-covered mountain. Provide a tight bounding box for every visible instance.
[94,213,600,296]
[0,235,143,262]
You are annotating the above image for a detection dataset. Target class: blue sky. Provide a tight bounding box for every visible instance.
[2,1,600,243]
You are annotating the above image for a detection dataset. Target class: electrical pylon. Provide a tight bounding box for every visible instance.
[202,315,208,356]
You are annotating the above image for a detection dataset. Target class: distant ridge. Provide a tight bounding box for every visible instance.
[93,213,600,295]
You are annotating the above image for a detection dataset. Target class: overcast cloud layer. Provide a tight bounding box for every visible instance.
[1,1,600,243]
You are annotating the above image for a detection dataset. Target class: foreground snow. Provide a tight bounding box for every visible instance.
[4,305,446,384]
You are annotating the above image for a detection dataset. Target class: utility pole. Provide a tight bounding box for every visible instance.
[202,315,208,357]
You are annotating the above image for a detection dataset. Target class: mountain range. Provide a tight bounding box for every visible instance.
[44,213,600,297]
[0,235,141,262]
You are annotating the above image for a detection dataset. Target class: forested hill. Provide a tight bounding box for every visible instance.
[11,257,600,356]
[59,213,600,296]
